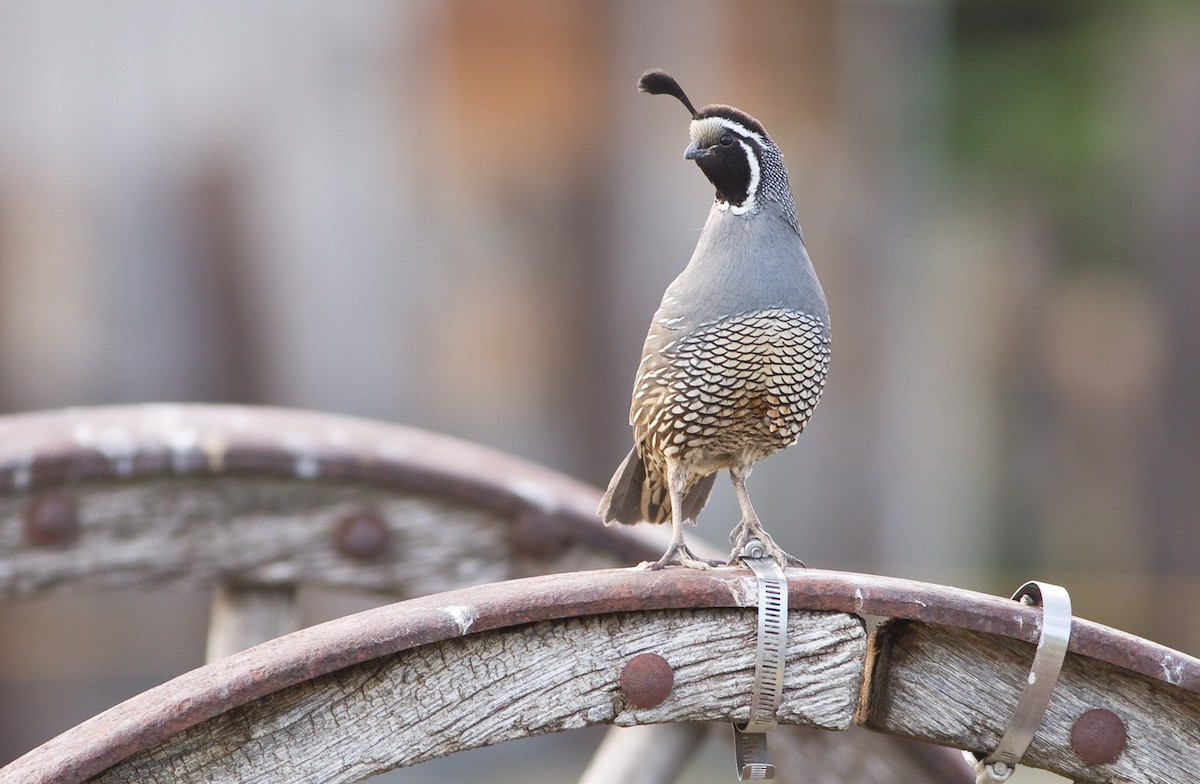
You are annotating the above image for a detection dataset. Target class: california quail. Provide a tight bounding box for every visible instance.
[598,69,831,570]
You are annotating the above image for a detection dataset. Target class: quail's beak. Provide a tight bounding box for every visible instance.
[684,141,712,160]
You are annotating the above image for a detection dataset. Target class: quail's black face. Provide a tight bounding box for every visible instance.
[686,106,769,213]
[636,70,777,216]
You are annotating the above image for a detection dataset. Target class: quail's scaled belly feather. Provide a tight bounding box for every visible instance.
[597,69,830,570]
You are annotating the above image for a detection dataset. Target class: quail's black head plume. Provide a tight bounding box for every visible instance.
[637,69,701,118]
[598,69,831,570]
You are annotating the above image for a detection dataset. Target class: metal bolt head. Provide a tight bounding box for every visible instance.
[619,653,673,708]
[24,495,79,547]
[742,539,765,559]
[1071,708,1127,765]
[334,509,391,560]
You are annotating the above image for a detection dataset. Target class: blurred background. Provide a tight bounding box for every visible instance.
[1,1,1198,781]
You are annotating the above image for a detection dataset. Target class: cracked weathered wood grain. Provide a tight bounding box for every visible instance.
[861,620,1200,783]
[96,609,866,783]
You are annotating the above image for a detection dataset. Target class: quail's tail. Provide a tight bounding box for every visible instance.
[597,448,649,524]
[597,448,715,526]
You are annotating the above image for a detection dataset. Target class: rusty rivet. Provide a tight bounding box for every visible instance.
[334,509,391,560]
[24,494,80,547]
[619,653,673,708]
[510,510,569,561]
[1071,708,1127,765]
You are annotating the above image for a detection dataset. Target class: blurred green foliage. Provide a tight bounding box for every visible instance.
[950,0,1129,267]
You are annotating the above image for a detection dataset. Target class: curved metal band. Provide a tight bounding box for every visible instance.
[733,540,789,781]
[976,580,1072,782]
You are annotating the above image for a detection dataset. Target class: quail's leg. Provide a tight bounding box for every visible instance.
[644,517,713,571]
[643,461,714,570]
[727,467,805,568]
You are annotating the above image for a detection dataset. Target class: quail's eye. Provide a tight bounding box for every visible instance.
[719,134,734,147]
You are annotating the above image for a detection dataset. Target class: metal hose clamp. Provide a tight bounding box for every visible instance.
[969,580,1072,783]
[732,539,788,781]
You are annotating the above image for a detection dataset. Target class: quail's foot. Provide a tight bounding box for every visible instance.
[642,542,721,570]
[728,520,805,568]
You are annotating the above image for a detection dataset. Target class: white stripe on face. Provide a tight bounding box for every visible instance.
[728,139,760,214]
[688,116,766,148]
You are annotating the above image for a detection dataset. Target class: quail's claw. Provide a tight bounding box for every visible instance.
[728,519,746,546]
[642,542,717,570]
[781,550,807,568]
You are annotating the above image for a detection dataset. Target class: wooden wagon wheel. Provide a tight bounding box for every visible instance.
[2,406,1197,782]
[2,567,1198,783]
[0,404,964,783]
